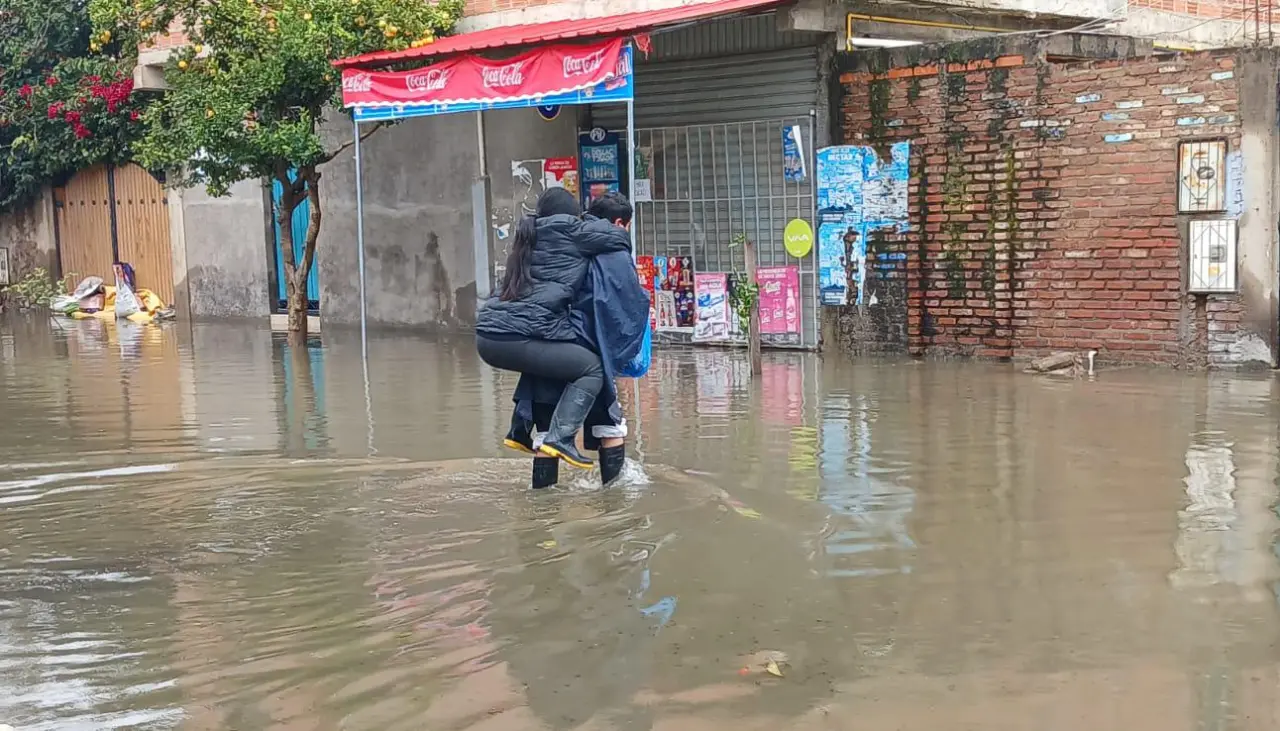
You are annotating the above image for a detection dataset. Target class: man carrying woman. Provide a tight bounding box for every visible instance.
[476,189,649,488]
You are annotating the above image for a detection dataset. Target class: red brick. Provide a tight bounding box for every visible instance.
[834,45,1244,365]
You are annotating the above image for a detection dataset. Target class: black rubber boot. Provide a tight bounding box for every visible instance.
[537,384,596,469]
[599,444,626,486]
[502,411,535,455]
[532,457,559,489]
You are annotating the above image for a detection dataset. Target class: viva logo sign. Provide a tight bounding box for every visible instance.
[406,68,452,93]
[482,61,528,89]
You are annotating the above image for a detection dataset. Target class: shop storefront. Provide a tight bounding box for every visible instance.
[590,14,824,348]
[334,0,827,349]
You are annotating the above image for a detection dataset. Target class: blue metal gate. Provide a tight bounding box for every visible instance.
[272,174,320,311]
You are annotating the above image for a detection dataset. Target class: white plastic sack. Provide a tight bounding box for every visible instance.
[114,270,142,319]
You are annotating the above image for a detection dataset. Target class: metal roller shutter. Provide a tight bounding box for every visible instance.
[591,46,819,130]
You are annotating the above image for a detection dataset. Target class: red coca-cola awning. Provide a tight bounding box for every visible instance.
[341,38,629,112]
[333,0,792,69]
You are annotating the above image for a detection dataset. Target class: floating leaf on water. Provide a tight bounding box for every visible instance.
[537,540,557,550]
[765,660,784,677]
[733,506,762,519]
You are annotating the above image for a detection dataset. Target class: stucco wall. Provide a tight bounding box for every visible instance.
[316,106,579,330]
[174,179,273,319]
[0,191,57,286]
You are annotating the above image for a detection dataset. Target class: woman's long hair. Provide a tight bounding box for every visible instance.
[499,187,582,301]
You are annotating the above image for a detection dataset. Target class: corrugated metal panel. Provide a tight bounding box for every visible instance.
[649,13,817,61]
[593,46,818,129]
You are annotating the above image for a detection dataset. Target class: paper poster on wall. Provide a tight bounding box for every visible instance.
[636,255,658,330]
[655,290,678,330]
[579,127,621,209]
[816,141,910,306]
[783,125,807,183]
[818,212,852,306]
[543,157,579,199]
[633,179,653,202]
[757,266,801,335]
[1226,149,1244,219]
[0,247,9,286]
[653,255,696,329]
[693,272,731,342]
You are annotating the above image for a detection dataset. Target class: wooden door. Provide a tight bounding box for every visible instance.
[113,164,174,305]
[55,166,115,289]
[56,164,174,306]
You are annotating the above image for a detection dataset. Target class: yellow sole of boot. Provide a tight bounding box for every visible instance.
[538,445,593,469]
[503,439,535,455]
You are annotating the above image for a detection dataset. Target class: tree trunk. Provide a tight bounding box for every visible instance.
[278,166,323,344]
[277,192,308,342]
[745,238,762,375]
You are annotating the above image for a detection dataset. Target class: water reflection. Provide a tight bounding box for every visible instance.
[0,319,1278,728]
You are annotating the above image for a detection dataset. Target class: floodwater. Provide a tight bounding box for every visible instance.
[1,316,1280,730]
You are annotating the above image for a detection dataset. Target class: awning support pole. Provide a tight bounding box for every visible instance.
[353,115,375,456]
[626,96,637,261]
[473,112,494,301]
[353,117,369,358]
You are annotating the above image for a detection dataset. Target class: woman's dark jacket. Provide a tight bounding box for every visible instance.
[476,213,631,341]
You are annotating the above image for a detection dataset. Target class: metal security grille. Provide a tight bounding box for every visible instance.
[632,116,818,347]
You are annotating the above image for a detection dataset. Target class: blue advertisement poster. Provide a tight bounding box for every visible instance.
[815,141,911,306]
[579,127,621,208]
[782,125,806,183]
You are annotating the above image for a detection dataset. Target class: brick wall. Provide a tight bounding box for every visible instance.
[833,45,1248,366]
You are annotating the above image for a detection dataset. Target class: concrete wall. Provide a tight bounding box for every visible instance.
[317,112,479,330]
[172,179,273,319]
[316,106,578,330]
[1229,49,1280,365]
[0,190,57,286]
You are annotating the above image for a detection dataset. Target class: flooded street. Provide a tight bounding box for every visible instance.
[2,316,1280,730]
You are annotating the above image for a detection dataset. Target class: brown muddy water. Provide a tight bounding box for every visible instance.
[1,316,1280,730]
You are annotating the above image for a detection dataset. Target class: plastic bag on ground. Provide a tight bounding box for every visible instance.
[113,263,142,319]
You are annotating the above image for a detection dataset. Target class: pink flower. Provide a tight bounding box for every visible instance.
[64,110,81,123]
[18,84,33,98]
[73,123,91,139]
[45,76,58,87]
[129,110,140,121]
[47,101,64,119]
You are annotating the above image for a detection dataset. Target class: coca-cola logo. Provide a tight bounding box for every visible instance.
[342,72,372,94]
[406,68,452,93]
[563,48,607,77]
[481,60,527,89]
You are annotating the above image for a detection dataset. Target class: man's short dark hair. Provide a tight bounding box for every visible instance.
[587,191,633,225]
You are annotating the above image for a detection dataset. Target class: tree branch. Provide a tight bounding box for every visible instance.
[320,121,386,165]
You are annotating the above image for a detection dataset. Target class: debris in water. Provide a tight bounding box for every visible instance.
[537,540,557,550]
[739,650,791,679]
